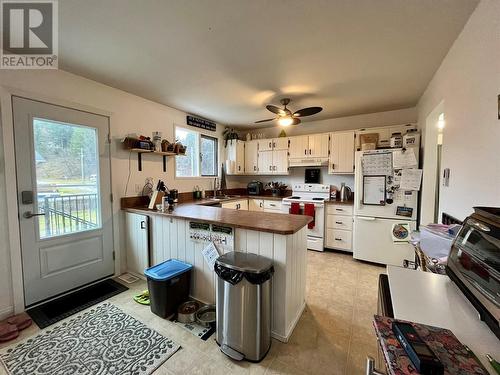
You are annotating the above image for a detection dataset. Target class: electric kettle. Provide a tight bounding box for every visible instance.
[339,183,352,202]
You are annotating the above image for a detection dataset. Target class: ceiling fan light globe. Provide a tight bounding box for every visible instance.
[278,117,294,126]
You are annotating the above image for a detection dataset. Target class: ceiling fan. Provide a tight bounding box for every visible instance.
[255,98,323,126]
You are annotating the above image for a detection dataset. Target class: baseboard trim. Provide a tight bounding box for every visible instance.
[271,301,306,343]
[0,305,14,320]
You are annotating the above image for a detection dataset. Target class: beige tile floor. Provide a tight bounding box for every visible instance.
[0,251,385,375]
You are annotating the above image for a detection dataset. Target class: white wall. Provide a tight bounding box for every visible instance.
[238,107,418,139]
[0,69,223,316]
[417,0,500,223]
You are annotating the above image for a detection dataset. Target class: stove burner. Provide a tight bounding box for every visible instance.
[290,196,301,199]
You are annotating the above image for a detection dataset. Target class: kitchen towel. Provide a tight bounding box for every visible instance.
[290,202,300,215]
[304,203,315,229]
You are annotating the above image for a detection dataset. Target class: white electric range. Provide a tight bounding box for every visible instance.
[282,184,330,251]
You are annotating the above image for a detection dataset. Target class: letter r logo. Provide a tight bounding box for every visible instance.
[2,1,53,54]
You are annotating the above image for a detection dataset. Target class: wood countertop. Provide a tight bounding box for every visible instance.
[124,203,312,235]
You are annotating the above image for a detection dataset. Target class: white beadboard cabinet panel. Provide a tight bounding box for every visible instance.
[125,212,149,277]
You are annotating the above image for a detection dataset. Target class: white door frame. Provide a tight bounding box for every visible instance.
[0,86,118,313]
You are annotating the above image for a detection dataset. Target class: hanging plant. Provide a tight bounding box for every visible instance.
[223,128,239,147]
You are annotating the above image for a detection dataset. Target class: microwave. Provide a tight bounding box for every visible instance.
[446,207,500,339]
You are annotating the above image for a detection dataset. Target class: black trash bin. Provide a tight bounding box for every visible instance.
[144,259,193,318]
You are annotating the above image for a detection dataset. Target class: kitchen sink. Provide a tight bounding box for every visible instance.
[209,195,241,201]
[197,195,242,206]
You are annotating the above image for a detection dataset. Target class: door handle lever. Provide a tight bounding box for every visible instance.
[23,211,44,219]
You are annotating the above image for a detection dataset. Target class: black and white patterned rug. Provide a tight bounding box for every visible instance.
[0,303,180,375]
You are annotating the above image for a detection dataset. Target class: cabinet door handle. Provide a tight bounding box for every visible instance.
[273,142,276,148]
[238,165,241,171]
[335,208,344,211]
[335,221,343,224]
[309,149,312,155]
[270,203,276,207]
[140,221,146,229]
[335,237,342,241]
[269,165,272,171]
[331,163,335,170]
[254,165,256,171]
[269,142,272,148]
[260,202,263,208]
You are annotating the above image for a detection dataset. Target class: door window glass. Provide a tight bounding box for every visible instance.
[33,118,101,238]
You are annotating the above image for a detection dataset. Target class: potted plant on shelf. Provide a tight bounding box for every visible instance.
[223,128,239,147]
[265,181,288,197]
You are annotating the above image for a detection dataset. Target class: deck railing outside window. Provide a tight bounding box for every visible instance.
[37,193,100,238]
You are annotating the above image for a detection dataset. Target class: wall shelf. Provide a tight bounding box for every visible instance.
[128,148,185,172]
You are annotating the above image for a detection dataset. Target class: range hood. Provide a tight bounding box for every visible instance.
[288,157,329,167]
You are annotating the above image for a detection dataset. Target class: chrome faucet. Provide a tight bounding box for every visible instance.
[213,177,221,197]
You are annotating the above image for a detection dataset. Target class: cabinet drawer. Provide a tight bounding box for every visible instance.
[326,229,352,251]
[327,204,353,216]
[327,215,353,230]
[263,200,282,210]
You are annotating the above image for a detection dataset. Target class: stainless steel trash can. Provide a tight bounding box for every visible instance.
[215,251,274,362]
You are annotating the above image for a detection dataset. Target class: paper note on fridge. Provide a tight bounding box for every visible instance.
[393,149,417,169]
[399,169,423,191]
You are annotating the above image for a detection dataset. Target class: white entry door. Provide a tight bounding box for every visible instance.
[13,96,114,306]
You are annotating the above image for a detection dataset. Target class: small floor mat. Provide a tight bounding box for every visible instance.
[174,320,215,341]
[26,279,128,329]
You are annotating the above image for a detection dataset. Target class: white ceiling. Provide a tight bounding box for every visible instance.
[59,0,478,127]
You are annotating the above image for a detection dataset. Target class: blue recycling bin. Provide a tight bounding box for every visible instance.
[144,259,193,318]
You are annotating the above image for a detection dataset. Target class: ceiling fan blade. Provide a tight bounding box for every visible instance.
[255,118,275,123]
[291,117,301,125]
[266,105,286,115]
[293,107,323,117]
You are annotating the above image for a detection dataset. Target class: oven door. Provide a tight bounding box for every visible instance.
[283,201,325,238]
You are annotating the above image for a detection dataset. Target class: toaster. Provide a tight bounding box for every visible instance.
[247,181,264,196]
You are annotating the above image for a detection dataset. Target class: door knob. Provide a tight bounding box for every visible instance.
[23,211,44,219]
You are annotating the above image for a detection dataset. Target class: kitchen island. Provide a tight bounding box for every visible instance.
[123,201,311,342]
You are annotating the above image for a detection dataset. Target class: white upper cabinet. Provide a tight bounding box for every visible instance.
[308,133,329,158]
[244,140,259,174]
[257,149,288,175]
[226,140,245,175]
[258,139,274,152]
[257,150,274,174]
[288,135,309,158]
[273,137,289,150]
[273,149,289,174]
[258,137,288,151]
[289,134,329,158]
[329,131,355,174]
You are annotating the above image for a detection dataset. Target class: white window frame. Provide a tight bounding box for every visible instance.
[175,125,219,179]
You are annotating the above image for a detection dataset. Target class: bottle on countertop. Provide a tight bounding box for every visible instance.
[330,185,338,200]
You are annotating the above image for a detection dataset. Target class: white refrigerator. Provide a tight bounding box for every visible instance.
[353,147,420,267]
